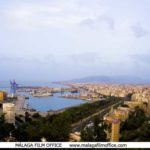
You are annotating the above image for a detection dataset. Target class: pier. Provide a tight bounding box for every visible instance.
[14,95,67,117]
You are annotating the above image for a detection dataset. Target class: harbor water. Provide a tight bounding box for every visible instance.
[0,81,86,112]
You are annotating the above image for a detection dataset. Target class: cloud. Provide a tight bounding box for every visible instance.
[1,0,150,81]
[0,0,109,29]
[71,52,101,63]
[98,15,115,30]
[79,15,115,30]
[0,53,56,65]
[0,54,24,63]
[0,1,75,29]
[79,18,95,28]
[131,23,148,38]
[130,53,150,64]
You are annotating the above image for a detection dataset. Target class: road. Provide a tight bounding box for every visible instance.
[71,100,124,132]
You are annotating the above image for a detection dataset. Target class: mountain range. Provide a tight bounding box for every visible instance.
[58,75,149,84]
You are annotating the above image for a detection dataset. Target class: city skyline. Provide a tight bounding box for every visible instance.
[0,0,150,81]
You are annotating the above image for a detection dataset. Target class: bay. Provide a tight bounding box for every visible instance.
[0,81,86,112]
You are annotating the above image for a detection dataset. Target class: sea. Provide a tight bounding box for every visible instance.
[0,81,86,112]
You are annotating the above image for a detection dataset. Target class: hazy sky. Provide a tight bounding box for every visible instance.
[0,0,150,81]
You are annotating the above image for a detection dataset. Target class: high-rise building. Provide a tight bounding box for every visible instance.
[0,91,7,101]
[3,103,15,124]
[111,118,120,142]
[104,116,120,142]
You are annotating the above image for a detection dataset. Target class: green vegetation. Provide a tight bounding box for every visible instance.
[126,93,133,100]
[81,116,107,141]
[120,107,149,141]
[80,106,150,142]
[14,113,71,141]
[32,112,40,118]
[137,121,150,141]
[61,96,121,124]
[122,107,147,131]
[0,115,15,140]
[0,96,121,141]
[4,97,150,142]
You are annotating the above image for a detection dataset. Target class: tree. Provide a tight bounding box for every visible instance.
[81,127,95,141]
[121,107,147,131]
[14,112,71,141]
[138,122,150,141]
[32,113,40,119]
[120,107,148,141]
[49,113,71,141]
[25,112,31,122]
[93,117,107,141]
[81,117,107,141]
[0,115,15,140]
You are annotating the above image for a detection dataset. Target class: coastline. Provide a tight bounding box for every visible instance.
[14,95,88,117]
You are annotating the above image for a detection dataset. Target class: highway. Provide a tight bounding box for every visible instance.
[71,99,124,132]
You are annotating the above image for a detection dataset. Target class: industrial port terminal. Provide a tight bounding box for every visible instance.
[0,80,101,121]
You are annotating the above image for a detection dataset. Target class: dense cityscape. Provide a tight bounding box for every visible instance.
[0,0,150,148]
[0,81,150,142]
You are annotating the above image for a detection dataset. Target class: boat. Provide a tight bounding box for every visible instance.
[70,89,78,93]
[25,96,29,99]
